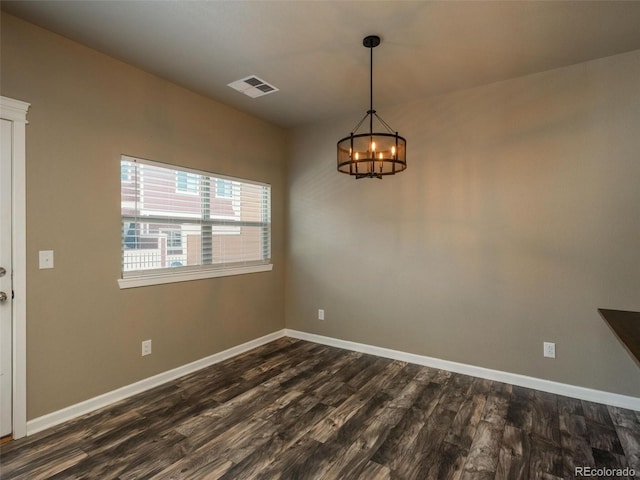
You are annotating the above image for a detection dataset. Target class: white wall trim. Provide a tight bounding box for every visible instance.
[26,326,640,436]
[118,263,273,289]
[27,329,286,435]
[285,329,640,411]
[1,96,29,439]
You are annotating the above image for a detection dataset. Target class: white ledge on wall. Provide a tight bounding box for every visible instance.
[117,263,273,289]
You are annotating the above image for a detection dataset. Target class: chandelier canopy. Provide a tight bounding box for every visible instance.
[337,35,407,179]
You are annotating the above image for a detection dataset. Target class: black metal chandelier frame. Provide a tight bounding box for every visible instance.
[337,35,407,179]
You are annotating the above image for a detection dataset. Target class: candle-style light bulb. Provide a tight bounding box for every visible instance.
[355,152,359,160]
[371,141,376,152]
[391,146,396,155]
[379,152,383,159]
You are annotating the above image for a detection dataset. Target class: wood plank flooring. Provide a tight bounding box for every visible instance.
[1,337,639,479]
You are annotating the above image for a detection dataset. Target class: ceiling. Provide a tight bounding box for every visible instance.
[3,1,640,128]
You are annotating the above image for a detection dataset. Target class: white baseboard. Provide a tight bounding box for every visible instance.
[27,329,287,436]
[27,327,640,436]
[285,329,640,412]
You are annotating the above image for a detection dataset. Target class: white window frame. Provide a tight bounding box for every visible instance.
[118,155,272,289]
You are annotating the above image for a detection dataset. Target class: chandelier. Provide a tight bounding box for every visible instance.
[337,35,407,179]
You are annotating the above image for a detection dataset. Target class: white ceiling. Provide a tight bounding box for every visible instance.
[3,1,640,128]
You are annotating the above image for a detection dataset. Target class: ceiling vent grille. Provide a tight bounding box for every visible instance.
[228,76,279,98]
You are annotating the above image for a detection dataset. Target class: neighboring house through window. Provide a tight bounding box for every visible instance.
[119,155,272,288]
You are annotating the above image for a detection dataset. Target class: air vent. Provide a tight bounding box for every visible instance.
[228,76,279,98]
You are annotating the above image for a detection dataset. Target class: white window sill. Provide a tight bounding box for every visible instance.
[118,263,273,289]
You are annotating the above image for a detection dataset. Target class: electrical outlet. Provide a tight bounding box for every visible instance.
[318,309,325,321]
[543,342,555,358]
[142,339,152,356]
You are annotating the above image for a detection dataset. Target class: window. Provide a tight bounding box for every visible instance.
[215,178,233,198]
[121,161,134,181]
[161,229,183,256]
[176,171,198,194]
[119,155,272,288]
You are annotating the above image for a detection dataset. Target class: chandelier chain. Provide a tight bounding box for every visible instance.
[373,112,395,134]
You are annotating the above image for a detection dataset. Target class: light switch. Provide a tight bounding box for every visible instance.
[39,250,54,269]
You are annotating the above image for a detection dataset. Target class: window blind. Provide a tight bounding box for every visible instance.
[121,155,271,279]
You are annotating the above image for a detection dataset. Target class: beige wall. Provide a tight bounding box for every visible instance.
[1,14,287,419]
[286,50,640,396]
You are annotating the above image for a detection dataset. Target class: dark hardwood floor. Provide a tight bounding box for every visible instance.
[1,337,639,479]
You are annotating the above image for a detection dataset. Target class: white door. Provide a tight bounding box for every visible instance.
[0,118,12,437]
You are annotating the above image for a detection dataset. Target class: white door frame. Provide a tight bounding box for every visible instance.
[1,96,29,439]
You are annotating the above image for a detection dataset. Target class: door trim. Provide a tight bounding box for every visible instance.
[1,96,29,439]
